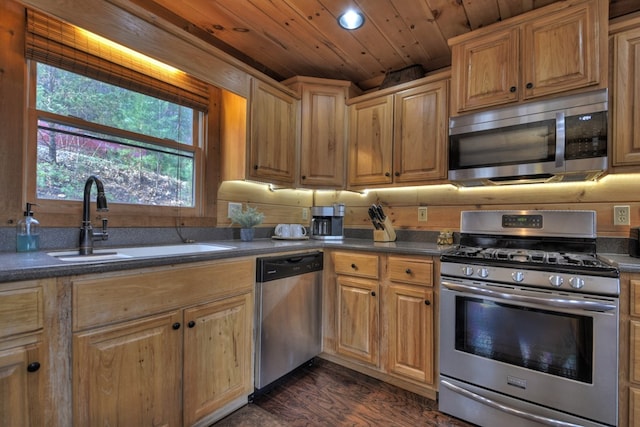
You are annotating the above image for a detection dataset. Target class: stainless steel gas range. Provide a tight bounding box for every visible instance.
[439,210,619,427]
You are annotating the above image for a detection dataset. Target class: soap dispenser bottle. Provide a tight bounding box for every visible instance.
[17,203,40,252]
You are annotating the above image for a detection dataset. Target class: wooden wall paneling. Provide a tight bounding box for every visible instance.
[216,181,313,227]
[0,0,27,226]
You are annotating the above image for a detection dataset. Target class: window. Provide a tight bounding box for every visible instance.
[25,10,210,215]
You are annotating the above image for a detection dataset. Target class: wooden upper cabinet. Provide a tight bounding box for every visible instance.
[450,0,607,115]
[522,2,600,99]
[284,77,357,188]
[451,28,519,112]
[348,95,394,187]
[393,80,448,183]
[612,20,640,167]
[347,74,449,188]
[249,79,297,185]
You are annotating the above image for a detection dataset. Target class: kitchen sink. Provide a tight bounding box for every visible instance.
[48,243,236,262]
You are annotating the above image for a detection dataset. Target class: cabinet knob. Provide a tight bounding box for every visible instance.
[172,322,181,330]
[188,320,196,328]
[371,291,376,297]
[424,300,431,306]
[351,263,357,269]
[385,172,391,177]
[510,86,517,93]
[525,82,533,89]
[394,172,400,177]
[301,175,306,180]
[27,362,40,373]
[405,268,412,275]
[253,165,258,170]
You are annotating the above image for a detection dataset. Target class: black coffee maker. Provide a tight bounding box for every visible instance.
[311,204,344,240]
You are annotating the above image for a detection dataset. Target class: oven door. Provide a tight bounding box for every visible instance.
[439,277,618,427]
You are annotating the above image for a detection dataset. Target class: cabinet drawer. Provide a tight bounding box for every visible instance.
[333,252,379,279]
[0,284,43,339]
[388,257,433,286]
[73,258,254,330]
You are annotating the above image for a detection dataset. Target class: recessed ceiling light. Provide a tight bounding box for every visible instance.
[338,9,365,30]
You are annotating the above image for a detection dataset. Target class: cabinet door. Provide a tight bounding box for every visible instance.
[250,80,297,185]
[0,343,42,426]
[299,83,347,187]
[393,81,448,183]
[613,26,640,166]
[451,27,519,112]
[387,284,434,385]
[73,311,182,427]
[522,0,600,99]
[348,95,393,186]
[183,292,253,426]
[336,276,379,366]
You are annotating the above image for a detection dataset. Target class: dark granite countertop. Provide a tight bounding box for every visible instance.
[3,237,639,284]
[0,238,447,284]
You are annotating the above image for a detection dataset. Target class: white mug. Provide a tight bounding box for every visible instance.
[275,223,291,238]
[290,224,307,238]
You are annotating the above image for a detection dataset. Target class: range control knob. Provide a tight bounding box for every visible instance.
[549,275,564,287]
[512,271,525,283]
[461,266,474,276]
[570,277,585,290]
[477,268,489,278]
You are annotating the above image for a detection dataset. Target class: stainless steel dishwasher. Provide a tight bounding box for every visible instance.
[254,251,323,392]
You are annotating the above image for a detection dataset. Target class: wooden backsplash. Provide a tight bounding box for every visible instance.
[218,173,640,237]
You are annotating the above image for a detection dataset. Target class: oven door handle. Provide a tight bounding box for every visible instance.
[442,281,616,312]
[440,379,582,427]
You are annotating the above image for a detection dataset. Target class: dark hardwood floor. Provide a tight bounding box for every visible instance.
[213,359,474,427]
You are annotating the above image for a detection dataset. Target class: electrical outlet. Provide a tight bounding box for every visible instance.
[228,202,242,219]
[614,205,630,226]
[418,207,428,222]
[302,207,309,220]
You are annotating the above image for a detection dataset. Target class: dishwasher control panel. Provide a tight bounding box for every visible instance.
[256,251,323,282]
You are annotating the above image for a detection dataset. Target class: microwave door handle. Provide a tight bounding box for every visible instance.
[441,281,616,312]
[555,111,565,168]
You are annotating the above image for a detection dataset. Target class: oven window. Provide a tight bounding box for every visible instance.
[455,297,593,383]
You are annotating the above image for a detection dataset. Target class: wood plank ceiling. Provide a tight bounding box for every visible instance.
[131,0,640,91]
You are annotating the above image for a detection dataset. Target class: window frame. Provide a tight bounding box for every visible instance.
[25,60,207,219]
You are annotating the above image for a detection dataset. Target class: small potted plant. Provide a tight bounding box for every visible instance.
[230,205,265,241]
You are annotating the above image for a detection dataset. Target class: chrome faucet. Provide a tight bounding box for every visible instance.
[79,175,109,255]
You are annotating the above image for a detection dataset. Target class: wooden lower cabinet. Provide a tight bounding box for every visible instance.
[73,311,183,426]
[336,275,379,366]
[183,293,253,426]
[386,284,433,385]
[71,259,255,427]
[0,280,48,426]
[326,251,436,398]
[0,341,43,426]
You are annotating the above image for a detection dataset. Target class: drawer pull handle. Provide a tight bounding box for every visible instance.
[27,362,40,373]
[188,320,196,328]
[425,300,431,306]
[351,263,357,269]
[371,291,376,297]
[172,322,181,330]
[405,268,412,274]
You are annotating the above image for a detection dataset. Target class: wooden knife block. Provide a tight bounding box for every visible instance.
[373,217,396,242]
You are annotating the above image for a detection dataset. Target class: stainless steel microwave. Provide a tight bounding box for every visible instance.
[448,89,608,186]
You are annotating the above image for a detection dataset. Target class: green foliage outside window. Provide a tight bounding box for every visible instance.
[34,63,197,207]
